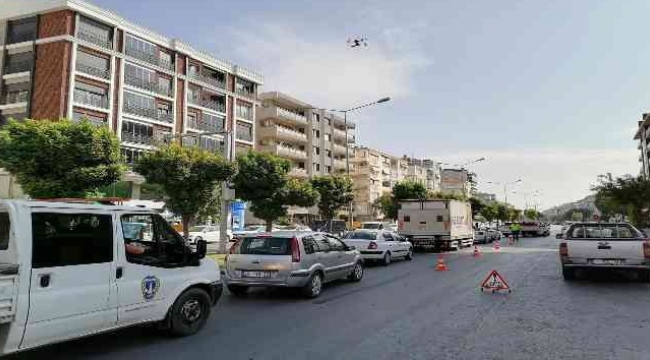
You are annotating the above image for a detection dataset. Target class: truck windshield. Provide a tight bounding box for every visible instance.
[239,237,291,255]
[0,212,8,250]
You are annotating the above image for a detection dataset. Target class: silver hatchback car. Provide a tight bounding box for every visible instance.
[225,231,364,298]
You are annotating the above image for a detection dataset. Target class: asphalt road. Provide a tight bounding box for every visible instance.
[10,233,650,360]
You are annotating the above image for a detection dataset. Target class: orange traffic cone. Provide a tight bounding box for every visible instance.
[473,246,482,257]
[435,256,448,271]
[494,240,500,252]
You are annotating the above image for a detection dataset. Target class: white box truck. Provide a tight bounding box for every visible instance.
[397,199,474,251]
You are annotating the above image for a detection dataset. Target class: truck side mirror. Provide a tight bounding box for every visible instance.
[196,239,207,259]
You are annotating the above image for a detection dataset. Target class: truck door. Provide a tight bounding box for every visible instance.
[116,213,194,326]
[22,211,115,349]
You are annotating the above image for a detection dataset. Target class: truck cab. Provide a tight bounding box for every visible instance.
[0,200,222,355]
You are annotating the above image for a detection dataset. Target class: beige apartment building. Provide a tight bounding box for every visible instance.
[634,113,650,178]
[256,91,354,178]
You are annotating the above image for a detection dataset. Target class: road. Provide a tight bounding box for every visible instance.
[10,234,650,360]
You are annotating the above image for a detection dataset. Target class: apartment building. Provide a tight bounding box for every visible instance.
[634,113,650,178]
[0,0,262,197]
[440,168,470,197]
[257,91,355,178]
[405,157,442,192]
[351,146,399,221]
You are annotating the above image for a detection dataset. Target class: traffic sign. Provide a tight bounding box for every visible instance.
[480,270,511,293]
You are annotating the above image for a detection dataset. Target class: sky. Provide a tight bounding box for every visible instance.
[90,0,649,210]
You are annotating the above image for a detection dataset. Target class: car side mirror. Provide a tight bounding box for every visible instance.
[555,234,563,239]
[347,245,356,251]
[196,239,207,259]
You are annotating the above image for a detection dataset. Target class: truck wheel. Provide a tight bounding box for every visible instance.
[348,262,364,282]
[382,252,392,266]
[638,270,650,283]
[169,288,211,336]
[302,272,323,298]
[562,267,576,281]
[227,284,249,296]
[405,248,413,261]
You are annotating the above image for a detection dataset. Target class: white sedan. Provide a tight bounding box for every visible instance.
[187,225,229,244]
[342,229,413,265]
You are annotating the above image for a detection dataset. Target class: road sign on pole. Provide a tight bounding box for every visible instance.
[480,270,511,293]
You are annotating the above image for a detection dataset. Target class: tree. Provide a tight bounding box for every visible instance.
[393,180,427,200]
[593,174,650,226]
[469,197,485,217]
[311,175,354,231]
[524,208,539,220]
[0,119,124,198]
[134,144,235,237]
[373,192,398,220]
[570,211,583,222]
[233,152,319,231]
[495,203,510,226]
[480,203,498,223]
[428,191,466,201]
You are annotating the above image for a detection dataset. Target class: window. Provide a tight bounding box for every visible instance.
[326,166,331,173]
[121,214,187,267]
[436,215,443,222]
[239,236,291,255]
[313,234,331,252]
[0,212,9,250]
[314,146,320,155]
[124,91,155,112]
[325,134,331,141]
[326,150,332,158]
[315,163,321,172]
[237,122,253,142]
[188,64,199,77]
[159,51,172,66]
[77,50,109,78]
[237,103,252,120]
[314,130,320,138]
[31,213,113,268]
[312,113,320,122]
[158,76,172,95]
[126,34,156,57]
[7,17,37,44]
[327,118,332,125]
[382,233,394,241]
[302,236,317,254]
[325,235,345,251]
[344,231,378,240]
[298,162,305,169]
[78,16,112,49]
[403,215,410,222]
[73,111,106,126]
[125,63,154,84]
[157,102,171,115]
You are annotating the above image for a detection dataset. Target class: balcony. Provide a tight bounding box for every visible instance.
[73,89,108,109]
[258,124,308,143]
[273,106,307,125]
[188,97,226,113]
[189,72,226,90]
[236,131,253,142]
[1,91,29,105]
[333,143,347,155]
[123,103,174,123]
[125,74,171,97]
[76,63,110,80]
[4,60,33,75]
[187,116,224,133]
[121,131,170,147]
[289,167,309,178]
[266,143,308,160]
[332,128,347,140]
[125,46,173,70]
[236,88,255,99]
[333,158,346,169]
[77,29,113,49]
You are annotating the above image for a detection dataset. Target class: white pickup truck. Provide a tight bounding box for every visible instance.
[558,222,650,281]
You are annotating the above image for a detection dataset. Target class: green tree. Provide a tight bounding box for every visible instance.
[233,152,319,231]
[428,191,466,201]
[524,208,539,220]
[373,192,398,220]
[134,144,235,237]
[495,203,510,225]
[311,175,354,231]
[570,211,583,222]
[393,180,428,200]
[0,119,124,198]
[480,203,498,223]
[468,197,485,218]
[593,174,650,226]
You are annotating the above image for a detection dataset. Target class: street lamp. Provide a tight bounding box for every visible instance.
[512,189,540,209]
[486,179,522,205]
[292,97,391,228]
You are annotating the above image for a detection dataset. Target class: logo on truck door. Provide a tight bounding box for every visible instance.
[141,275,161,300]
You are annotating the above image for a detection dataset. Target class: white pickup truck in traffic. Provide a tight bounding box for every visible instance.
[558,222,650,281]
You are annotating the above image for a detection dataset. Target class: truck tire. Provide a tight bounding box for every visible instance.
[638,270,650,283]
[168,288,211,336]
[562,267,576,281]
[382,252,392,266]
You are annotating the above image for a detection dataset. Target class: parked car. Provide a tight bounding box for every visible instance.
[474,229,501,244]
[558,222,650,281]
[232,225,268,238]
[342,229,413,265]
[225,232,364,298]
[187,225,230,244]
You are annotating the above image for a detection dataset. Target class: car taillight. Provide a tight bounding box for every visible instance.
[643,241,650,259]
[559,242,568,257]
[368,241,378,250]
[229,238,241,254]
[290,237,301,262]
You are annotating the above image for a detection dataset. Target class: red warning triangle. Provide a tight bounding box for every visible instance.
[480,270,511,293]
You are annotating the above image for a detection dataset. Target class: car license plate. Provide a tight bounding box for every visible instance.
[242,271,273,278]
[591,259,622,265]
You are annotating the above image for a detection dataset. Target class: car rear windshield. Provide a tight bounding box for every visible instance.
[567,224,644,240]
[239,237,291,255]
[344,231,377,240]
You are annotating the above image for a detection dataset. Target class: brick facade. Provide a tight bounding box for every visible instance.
[175,79,184,134]
[31,41,72,120]
[37,10,75,39]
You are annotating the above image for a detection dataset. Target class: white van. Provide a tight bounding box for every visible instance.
[0,200,222,355]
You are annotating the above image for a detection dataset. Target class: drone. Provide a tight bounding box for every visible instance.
[347,37,368,48]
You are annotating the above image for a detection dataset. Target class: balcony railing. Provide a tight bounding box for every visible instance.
[236,131,253,142]
[73,89,108,109]
[76,63,110,79]
[236,88,255,99]
[123,102,174,123]
[4,60,33,74]
[77,29,113,49]
[125,74,172,97]
[187,117,224,133]
[189,73,226,89]
[276,107,307,124]
[333,143,347,155]
[188,97,226,113]
[275,144,307,160]
[2,91,29,105]
[121,131,170,146]
[125,46,173,70]
[270,125,308,142]
[333,159,346,169]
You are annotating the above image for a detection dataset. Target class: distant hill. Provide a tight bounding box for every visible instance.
[542,194,599,219]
